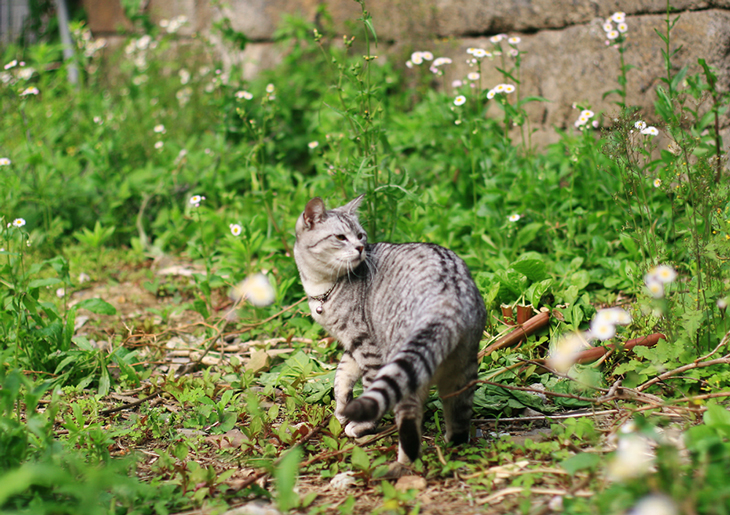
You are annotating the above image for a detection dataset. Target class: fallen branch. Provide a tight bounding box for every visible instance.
[479,311,551,359]
[573,333,666,364]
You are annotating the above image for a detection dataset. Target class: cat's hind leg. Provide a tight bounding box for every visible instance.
[394,384,430,464]
[437,344,478,446]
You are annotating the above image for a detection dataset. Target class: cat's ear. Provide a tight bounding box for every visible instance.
[302,197,326,229]
[341,194,365,215]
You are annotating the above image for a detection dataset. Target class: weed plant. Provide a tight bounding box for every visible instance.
[1,2,729,513]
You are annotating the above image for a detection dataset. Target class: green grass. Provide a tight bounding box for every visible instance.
[1,3,730,514]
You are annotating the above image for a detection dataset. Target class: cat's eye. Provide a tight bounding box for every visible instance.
[357,233,365,240]
[335,234,347,241]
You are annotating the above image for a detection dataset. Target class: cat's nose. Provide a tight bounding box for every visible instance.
[356,245,364,255]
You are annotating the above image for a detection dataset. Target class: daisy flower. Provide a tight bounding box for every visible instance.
[153,124,166,133]
[509,214,520,222]
[189,195,205,207]
[653,178,662,188]
[0,158,10,166]
[452,79,463,88]
[266,83,275,93]
[617,22,628,33]
[454,95,466,106]
[12,218,26,227]
[590,316,617,341]
[644,277,664,299]
[548,333,591,374]
[641,126,659,136]
[486,89,496,99]
[433,57,452,66]
[229,224,242,236]
[607,30,620,40]
[581,110,594,119]
[603,21,614,32]
[489,34,504,44]
[20,86,39,96]
[466,47,477,55]
[607,434,653,481]
[649,264,677,284]
[472,48,489,58]
[635,120,647,130]
[508,36,521,45]
[154,141,164,149]
[467,72,480,81]
[503,84,516,94]
[494,84,506,93]
[236,90,253,100]
[308,141,319,149]
[629,495,678,515]
[611,12,626,23]
[411,52,423,65]
[420,51,434,61]
[231,273,275,307]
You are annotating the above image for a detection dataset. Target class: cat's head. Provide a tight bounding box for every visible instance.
[294,195,367,282]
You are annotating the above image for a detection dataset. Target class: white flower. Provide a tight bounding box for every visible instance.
[433,57,452,66]
[467,72,480,81]
[641,126,659,136]
[508,36,521,45]
[466,47,477,55]
[581,110,594,119]
[486,89,496,99]
[508,48,519,57]
[454,95,466,106]
[628,495,678,515]
[452,79,463,88]
[136,35,151,50]
[189,195,205,206]
[179,69,190,84]
[635,120,647,130]
[654,178,662,188]
[229,223,242,236]
[611,12,626,23]
[717,297,728,309]
[154,141,164,149]
[494,84,506,93]
[405,60,414,68]
[548,333,591,374]
[0,157,10,166]
[649,264,677,284]
[617,22,628,33]
[489,35,503,44]
[160,19,169,28]
[595,307,632,326]
[266,83,275,93]
[410,52,423,65]
[236,90,253,100]
[509,214,520,222]
[308,141,319,149]
[472,48,489,58]
[607,434,653,481]
[56,288,65,298]
[590,317,617,341]
[231,273,275,307]
[153,124,166,134]
[17,67,34,80]
[645,277,664,298]
[20,86,39,96]
[603,21,614,33]
[503,84,516,94]
[12,218,26,227]
[607,30,620,40]
[4,59,18,70]
[420,51,433,61]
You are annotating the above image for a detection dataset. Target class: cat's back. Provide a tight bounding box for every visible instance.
[365,242,484,326]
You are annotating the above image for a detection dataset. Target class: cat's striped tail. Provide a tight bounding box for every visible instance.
[342,321,452,423]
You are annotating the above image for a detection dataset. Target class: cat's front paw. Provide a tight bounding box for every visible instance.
[345,420,378,438]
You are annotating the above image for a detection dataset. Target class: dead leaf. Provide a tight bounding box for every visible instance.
[395,475,427,492]
[246,349,271,373]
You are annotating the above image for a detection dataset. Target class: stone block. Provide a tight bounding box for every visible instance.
[434,9,730,144]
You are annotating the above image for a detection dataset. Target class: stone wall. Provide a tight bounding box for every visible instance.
[84,0,730,145]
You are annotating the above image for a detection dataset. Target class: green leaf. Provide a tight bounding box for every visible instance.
[515,222,543,249]
[560,452,600,475]
[275,447,302,512]
[512,255,547,282]
[28,277,62,288]
[619,233,639,259]
[526,279,553,307]
[350,446,370,471]
[75,298,116,315]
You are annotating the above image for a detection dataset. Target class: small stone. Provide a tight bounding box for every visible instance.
[395,475,427,492]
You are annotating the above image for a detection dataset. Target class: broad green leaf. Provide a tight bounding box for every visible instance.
[75,298,117,315]
[350,446,370,471]
[275,447,303,512]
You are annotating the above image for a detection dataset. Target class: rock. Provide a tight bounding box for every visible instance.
[394,474,427,492]
[329,471,358,489]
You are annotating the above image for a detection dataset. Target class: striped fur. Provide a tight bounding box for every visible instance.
[294,196,486,463]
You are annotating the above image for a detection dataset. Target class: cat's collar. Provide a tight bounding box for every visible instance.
[309,281,338,314]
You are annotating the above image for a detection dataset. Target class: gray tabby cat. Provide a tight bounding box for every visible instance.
[294,195,486,464]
